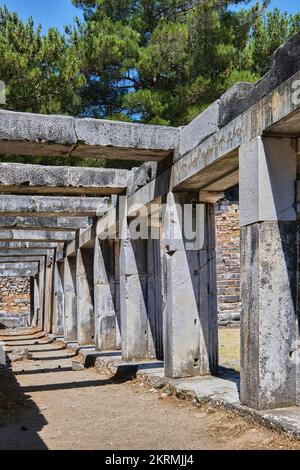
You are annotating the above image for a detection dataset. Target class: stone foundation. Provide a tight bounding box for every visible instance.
[0,277,31,328]
[215,202,241,325]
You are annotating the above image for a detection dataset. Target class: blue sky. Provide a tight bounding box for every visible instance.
[0,0,299,32]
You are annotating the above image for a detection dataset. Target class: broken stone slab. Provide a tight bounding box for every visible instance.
[0,216,93,230]
[9,347,33,362]
[95,354,163,380]
[0,163,129,196]
[77,347,112,369]
[72,361,85,372]
[0,229,75,243]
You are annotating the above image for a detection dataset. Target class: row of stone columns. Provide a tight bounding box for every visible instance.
[35,135,300,411]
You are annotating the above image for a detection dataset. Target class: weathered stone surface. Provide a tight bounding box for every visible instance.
[239,137,296,226]
[76,248,94,346]
[0,229,75,242]
[64,256,77,343]
[0,163,129,195]
[0,109,178,161]
[162,193,218,379]
[127,162,158,196]
[9,347,33,362]
[0,216,93,230]
[75,118,178,160]
[0,109,76,145]
[0,268,39,277]
[240,222,299,410]
[120,229,163,362]
[0,196,109,217]
[179,100,220,158]
[93,238,120,351]
[52,261,64,336]
[219,83,255,128]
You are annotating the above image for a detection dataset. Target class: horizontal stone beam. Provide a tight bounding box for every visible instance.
[0,268,39,277]
[0,216,94,230]
[0,261,39,270]
[0,230,75,242]
[0,256,45,263]
[0,242,61,249]
[0,163,129,195]
[0,110,178,161]
[0,196,109,217]
[0,249,53,257]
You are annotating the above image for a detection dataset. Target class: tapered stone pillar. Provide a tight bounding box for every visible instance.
[120,223,163,362]
[43,255,54,333]
[94,238,121,351]
[240,136,299,409]
[162,192,218,379]
[31,276,40,327]
[37,264,45,330]
[63,255,77,342]
[52,260,64,336]
[76,247,94,346]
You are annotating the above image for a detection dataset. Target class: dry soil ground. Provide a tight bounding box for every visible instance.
[0,329,299,450]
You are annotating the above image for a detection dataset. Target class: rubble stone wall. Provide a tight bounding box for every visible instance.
[0,277,31,328]
[215,202,241,325]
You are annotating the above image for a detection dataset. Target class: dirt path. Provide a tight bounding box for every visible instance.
[0,332,299,450]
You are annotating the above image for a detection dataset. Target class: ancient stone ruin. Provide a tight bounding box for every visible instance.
[1,32,300,418]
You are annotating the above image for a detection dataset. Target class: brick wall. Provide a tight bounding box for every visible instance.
[0,277,31,328]
[215,202,241,325]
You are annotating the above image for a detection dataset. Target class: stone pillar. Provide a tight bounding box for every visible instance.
[38,264,45,330]
[162,192,218,379]
[43,255,54,333]
[63,255,77,342]
[76,247,94,346]
[52,260,64,336]
[120,223,163,362]
[31,275,40,327]
[239,136,299,409]
[94,238,121,351]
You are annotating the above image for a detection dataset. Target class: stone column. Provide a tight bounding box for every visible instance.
[239,136,299,409]
[31,275,40,327]
[94,238,121,351]
[162,192,218,379]
[43,255,54,333]
[52,260,64,336]
[63,255,77,342]
[120,223,163,362]
[76,247,94,346]
[38,264,45,330]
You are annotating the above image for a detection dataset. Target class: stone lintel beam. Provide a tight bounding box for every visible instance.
[0,249,54,257]
[0,196,109,217]
[0,216,94,230]
[0,256,46,264]
[0,268,39,277]
[0,230,75,242]
[0,261,39,270]
[0,163,129,196]
[0,242,60,249]
[0,110,178,161]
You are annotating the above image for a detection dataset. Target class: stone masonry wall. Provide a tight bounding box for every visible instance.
[0,277,31,328]
[215,202,241,325]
